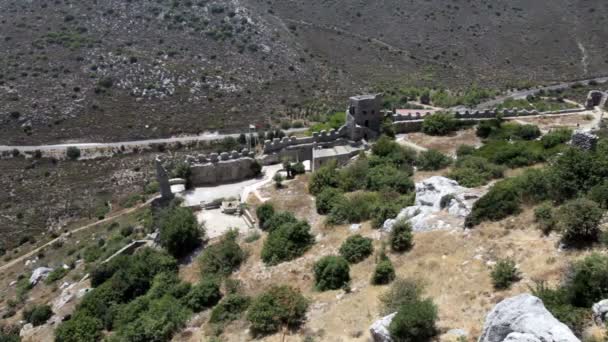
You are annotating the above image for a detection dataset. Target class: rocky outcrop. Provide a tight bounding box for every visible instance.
[383,176,484,232]
[592,299,608,324]
[479,294,580,342]
[369,312,396,342]
[29,267,53,285]
[571,131,598,151]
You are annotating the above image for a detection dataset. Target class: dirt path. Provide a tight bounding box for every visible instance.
[0,196,157,274]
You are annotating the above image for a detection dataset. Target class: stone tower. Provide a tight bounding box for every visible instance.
[346,94,383,140]
[155,156,174,200]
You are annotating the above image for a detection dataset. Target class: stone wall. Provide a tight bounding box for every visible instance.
[262,126,349,154]
[189,157,257,186]
[391,107,586,122]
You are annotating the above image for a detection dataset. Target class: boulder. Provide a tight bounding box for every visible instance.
[478,294,580,342]
[592,299,608,324]
[29,267,53,285]
[383,176,484,232]
[369,312,396,342]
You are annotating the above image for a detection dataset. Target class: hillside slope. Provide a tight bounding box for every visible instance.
[1,0,607,144]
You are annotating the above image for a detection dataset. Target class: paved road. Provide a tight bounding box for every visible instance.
[0,128,309,154]
[462,76,608,110]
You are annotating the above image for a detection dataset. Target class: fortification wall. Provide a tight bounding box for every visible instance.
[262,125,349,154]
[189,157,257,186]
[391,107,586,122]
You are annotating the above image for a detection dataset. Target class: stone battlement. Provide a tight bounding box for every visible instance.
[185,149,256,165]
[391,107,585,122]
[263,125,348,153]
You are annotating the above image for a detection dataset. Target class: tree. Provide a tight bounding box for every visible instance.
[262,211,297,232]
[199,230,245,277]
[273,173,284,188]
[390,220,413,252]
[421,112,456,136]
[309,162,339,195]
[379,279,423,315]
[261,220,314,265]
[567,253,608,307]
[313,256,350,291]
[366,165,414,194]
[209,294,251,323]
[66,146,81,160]
[183,278,222,312]
[339,235,373,263]
[491,259,520,290]
[256,203,275,229]
[159,206,201,258]
[466,180,522,227]
[388,299,438,341]
[282,160,293,179]
[556,198,603,247]
[247,285,308,335]
[23,304,53,326]
[250,160,262,176]
[238,133,247,145]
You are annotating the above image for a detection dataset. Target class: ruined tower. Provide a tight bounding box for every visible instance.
[346,94,383,140]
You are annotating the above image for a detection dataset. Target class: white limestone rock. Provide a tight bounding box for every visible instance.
[29,267,53,285]
[369,312,396,342]
[383,176,484,232]
[479,294,580,342]
[592,299,608,324]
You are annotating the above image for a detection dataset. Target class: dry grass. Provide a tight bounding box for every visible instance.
[406,128,482,155]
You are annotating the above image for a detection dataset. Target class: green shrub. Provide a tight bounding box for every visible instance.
[291,162,306,176]
[23,304,53,326]
[390,219,413,252]
[262,211,297,232]
[337,156,369,192]
[247,285,308,335]
[371,136,417,169]
[588,181,608,208]
[371,201,401,229]
[416,149,452,171]
[456,144,476,157]
[388,298,438,341]
[447,156,504,187]
[566,253,608,307]
[45,267,69,284]
[514,124,541,140]
[327,192,379,225]
[534,202,555,235]
[183,278,222,312]
[314,256,350,291]
[530,281,588,336]
[541,128,572,148]
[421,112,456,136]
[339,235,373,263]
[198,230,245,277]
[315,188,345,215]
[55,313,103,342]
[466,180,522,227]
[209,294,251,324]
[66,146,81,160]
[309,162,339,195]
[261,220,314,265]
[491,259,520,290]
[366,165,414,194]
[372,256,396,285]
[159,206,201,258]
[555,198,603,247]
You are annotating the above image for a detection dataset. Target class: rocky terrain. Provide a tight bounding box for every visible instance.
[2,0,608,144]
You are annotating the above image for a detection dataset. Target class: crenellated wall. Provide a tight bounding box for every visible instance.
[188,155,258,186]
[262,125,349,154]
[391,107,586,122]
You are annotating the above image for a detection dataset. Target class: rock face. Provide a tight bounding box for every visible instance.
[369,312,396,342]
[29,267,53,285]
[383,176,484,232]
[478,294,580,342]
[592,299,608,324]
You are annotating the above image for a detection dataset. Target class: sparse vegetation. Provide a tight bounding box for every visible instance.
[247,285,308,336]
[390,219,413,252]
[199,230,245,277]
[491,259,520,290]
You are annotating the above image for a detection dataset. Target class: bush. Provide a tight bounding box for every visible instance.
[588,181,608,209]
[421,112,456,136]
[541,128,572,148]
[261,220,314,265]
[256,203,275,229]
[45,267,69,284]
[198,230,245,277]
[339,235,374,263]
[209,294,251,324]
[514,124,541,140]
[530,281,588,336]
[491,259,520,290]
[309,162,339,195]
[555,198,603,246]
[314,256,350,291]
[534,202,555,235]
[23,304,52,326]
[371,201,401,229]
[66,146,81,160]
[315,188,345,215]
[390,219,413,252]
[262,211,297,232]
[183,278,222,312]
[55,313,103,342]
[327,192,379,225]
[567,253,608,307]
[456,144,476,157]
[247,285,308,335]
[372,256,396,285]
[273,173,284,188]
[291,162,306,176]
[388,299,438,341]
[366,165,414,194]
[416,149,452,171]
[466,180,522,227]
[447,156,504,187]
[159,206,201,257]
